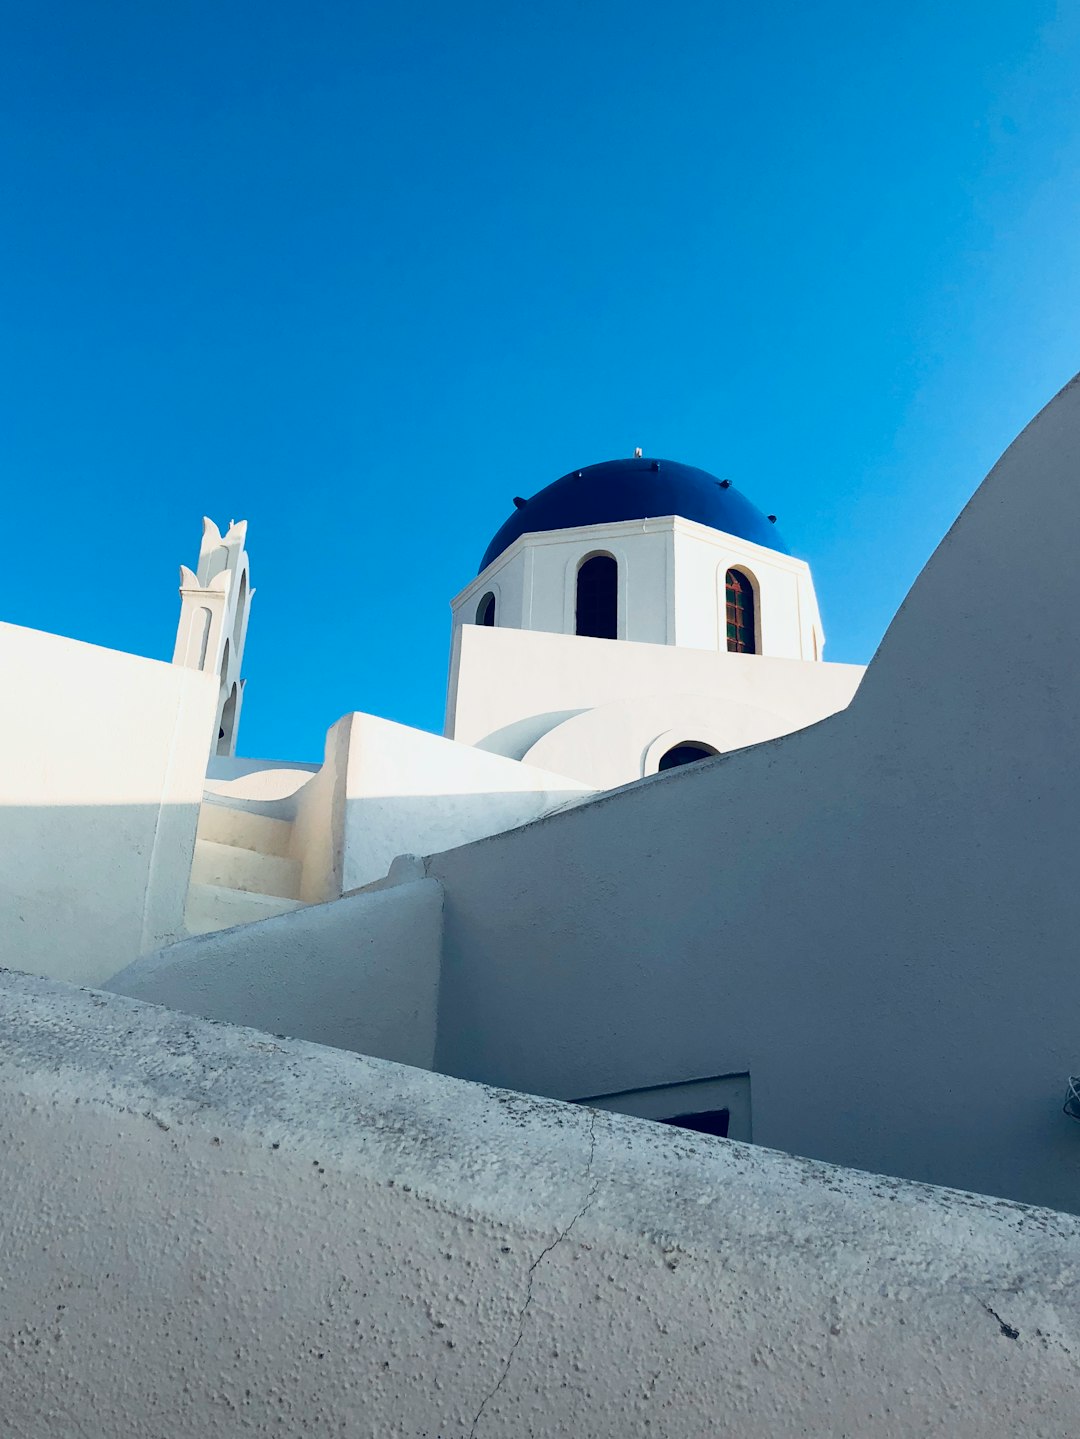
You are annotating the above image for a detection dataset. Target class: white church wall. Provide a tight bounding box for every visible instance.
[452,519,674,644]
[522,692,813,788]
[447,621,862,765]
[3,968,1078,1439]
[423,373,1080,1215]
[107,877,444,1069]
[452,516,822,661]
[0,621,217,987]
[671,519,822,658]
[334,712,593,894]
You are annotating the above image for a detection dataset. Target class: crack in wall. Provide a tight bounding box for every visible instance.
[468,1111,599,1437]
[981,1300,1020,1340]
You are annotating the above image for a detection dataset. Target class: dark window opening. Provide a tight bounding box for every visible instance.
[661,1107,730,1139]
[576,554,618,639]
[725,568,756,653]
[658,742,718,771]
[476,592,496,627]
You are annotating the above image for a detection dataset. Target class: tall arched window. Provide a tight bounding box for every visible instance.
[576,554,618,639]
[476,592,496,626]
[725,569,756,653]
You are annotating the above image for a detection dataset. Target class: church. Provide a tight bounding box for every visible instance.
[3,382,1080,1435]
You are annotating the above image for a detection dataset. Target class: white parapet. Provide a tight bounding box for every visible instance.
[1,968,1078,1438]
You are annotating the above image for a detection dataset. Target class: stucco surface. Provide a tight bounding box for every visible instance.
[425,373,1080,1215]
[3,969,1080,1438]
[447,620,862,771]
[0,622,217,986]
[107,877,444,1069]
[337,712,592,892]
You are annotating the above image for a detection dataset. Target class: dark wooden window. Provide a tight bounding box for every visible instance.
[576,554,618,639]
[476,592,496,627]
[658,742,717,772]
[725,568,756,653]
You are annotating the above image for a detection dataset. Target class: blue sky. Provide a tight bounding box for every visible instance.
[2,1,1078,760]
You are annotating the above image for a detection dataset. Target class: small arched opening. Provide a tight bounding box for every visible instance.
[575,553,618,640]
[476,592,496,627]
[725,568,757,654]
[217,683,238,756]
[232,568,249,657]
[658,741,719,772]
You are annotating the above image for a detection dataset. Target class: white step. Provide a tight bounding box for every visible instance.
[184,883,305,937]
[196,803,293,858]
[190,838,302,900]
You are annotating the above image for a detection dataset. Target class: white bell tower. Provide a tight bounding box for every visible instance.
[172,517,254,757]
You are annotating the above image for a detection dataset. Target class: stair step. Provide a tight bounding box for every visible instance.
[196,803,293,858]
[190,838,303,900]
[184,883,305,937]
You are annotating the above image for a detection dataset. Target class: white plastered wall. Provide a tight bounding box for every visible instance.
[2,969,1078,1439]
[422,372,1080,1216]
[108,874,444,1070]
[447,622,862,777]
[338,713,593,892]
[0,621,217,986]
[288,711,594,900]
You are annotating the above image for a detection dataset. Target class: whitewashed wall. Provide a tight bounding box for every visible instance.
[425,373,1080,1215]
[334,712,592,893]
[0,622,217,986]
[447,621,862,773]
[3,969,1078,1439]
[108,873,444,1069]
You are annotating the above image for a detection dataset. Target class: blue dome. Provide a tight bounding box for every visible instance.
[479,457,788,572]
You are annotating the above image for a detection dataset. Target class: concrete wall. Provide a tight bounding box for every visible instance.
[108,872,444,1069]
[3,968,1079,1439]
[0,621,217,986]
[423,373,1080,1215]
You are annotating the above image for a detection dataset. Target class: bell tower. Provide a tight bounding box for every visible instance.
[172,517,254,757]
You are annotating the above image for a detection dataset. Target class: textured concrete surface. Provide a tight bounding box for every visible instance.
[2,969,1080,1437]
[107,877,444,1069]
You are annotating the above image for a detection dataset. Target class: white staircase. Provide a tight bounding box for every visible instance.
[183,763,318,936]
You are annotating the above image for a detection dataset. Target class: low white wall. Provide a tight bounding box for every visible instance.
[107,876,444,1070]
[3,969,1078,1439]
[0,622,217,986]
[337,712,592,892]
[290,716,351,901]
[447,621,862,761]
[424,372,1080,1216]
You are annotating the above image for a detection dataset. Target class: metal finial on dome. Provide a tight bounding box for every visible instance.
[634,447,642,458]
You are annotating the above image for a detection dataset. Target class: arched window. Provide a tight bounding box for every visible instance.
[476,592,496,627]
[576,554,618,639]
[232,568,249,656]
[658,742,719,772]
[725,569,756,653]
